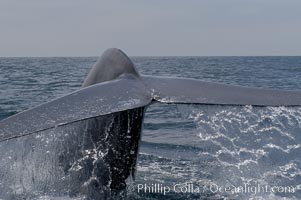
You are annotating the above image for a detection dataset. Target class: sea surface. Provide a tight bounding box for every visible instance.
[0,56,301,199]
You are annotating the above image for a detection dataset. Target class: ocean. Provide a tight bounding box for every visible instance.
[0,56,301,199]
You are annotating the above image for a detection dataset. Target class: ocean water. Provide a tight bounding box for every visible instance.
[0,56,301,199]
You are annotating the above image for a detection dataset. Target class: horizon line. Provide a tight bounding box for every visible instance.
[1,55,301,58]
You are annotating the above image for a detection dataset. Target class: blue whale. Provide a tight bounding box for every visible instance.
[1,48,301,199]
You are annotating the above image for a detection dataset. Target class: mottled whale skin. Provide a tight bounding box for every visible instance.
[1,48,301,199]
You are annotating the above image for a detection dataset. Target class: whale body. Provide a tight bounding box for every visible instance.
[1,48,301,199]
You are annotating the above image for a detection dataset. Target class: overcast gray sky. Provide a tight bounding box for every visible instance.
[1,0,301,56]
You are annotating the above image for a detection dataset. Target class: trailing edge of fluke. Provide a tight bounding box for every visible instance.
[1,48,301,142]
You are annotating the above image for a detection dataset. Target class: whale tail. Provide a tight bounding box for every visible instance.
[1,48,301,198]
[2,48,301,142]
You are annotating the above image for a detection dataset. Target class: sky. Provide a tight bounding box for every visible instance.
[0,0,301,57]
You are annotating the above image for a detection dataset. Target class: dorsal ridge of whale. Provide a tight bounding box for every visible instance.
[82,48,140,87]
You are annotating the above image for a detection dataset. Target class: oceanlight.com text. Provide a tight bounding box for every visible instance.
[133,183,299,196]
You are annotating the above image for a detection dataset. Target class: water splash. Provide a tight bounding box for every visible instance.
[176,105,301,199]
[129,104,301,199]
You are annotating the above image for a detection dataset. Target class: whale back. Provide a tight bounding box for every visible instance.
[82,48,139,87]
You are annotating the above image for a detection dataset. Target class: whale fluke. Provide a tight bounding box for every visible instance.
[2,48,301,142]
[0,50,152,143]
[143,76,301,106]
[0,77,151,142]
